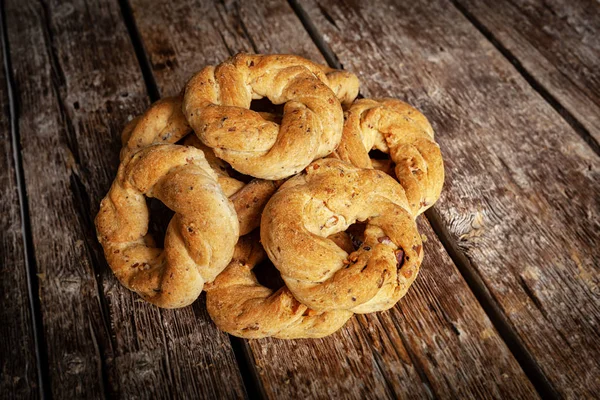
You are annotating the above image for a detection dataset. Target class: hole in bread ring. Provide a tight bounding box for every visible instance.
[183,53,359,180]
[95,144,239,308]
[261,159,424,313]
[205,233,352,339]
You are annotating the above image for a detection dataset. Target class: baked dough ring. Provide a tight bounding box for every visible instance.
[335,98,444,216]
[206,233,352,339]
[117,98,280,237]
[183,53,359,179]
[95,144,239,308]
[261,159,423,313]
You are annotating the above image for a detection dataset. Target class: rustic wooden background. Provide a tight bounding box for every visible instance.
[1,0,598,398]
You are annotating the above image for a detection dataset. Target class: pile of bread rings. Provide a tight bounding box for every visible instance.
[96,53,444,339]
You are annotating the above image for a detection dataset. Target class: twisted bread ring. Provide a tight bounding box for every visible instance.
[261,159,423,313]
[183,53,359,179]
[95,144,239,308]
[335,98,444,216]
[206,233,352,339]
[117,97,280,238]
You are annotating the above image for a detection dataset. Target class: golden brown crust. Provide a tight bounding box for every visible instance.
[182,53,359,179]
[229,179,282,236]
[205,233,352,339]
[95,55,441,340]
[335,98,444,215]
[120,96,191,161]
[183,135,282,235]
[95,145,239,308]
[181,135,246,196]
[261,159,423,313]
[318,64,360,106]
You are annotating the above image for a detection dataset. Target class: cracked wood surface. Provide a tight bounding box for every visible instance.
[129,0,536,398]
[3,0,245,398]
[2,0,599,398]
[299,0,600,397]
[453,0,600,146]
[0,18,39,399]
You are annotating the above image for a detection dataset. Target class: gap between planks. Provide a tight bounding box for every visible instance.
[0,3,50,399]
[291,0,599,159]
[118,0,562,398]
[288,0,561,398]
[121,0,554,396]
[118,0,263,398]
[119,0,160,101]
[448,0,600,156]
[424,209,558,399]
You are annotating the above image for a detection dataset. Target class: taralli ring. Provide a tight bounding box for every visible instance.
[183,53,359,179]
[94,53,443,340]
[95,144,239,308]
[117,98,279,238]
[261,159,423,313]
[335,98,444,216]
[206,233,352,339]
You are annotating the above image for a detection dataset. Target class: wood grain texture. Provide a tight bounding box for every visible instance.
[128,0,324,97]
[299,0,600,397]
[130,0,537,397]
[5,0,245,398]
[0,18,39,399]
[250,219,537,399]
[453,0,600,145]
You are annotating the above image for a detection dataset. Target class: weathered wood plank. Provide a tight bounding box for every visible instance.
[128,0,322,97]
[130,0,538,397]
[453,0,600,146]
[0,14,40,399]
[299,0,600,397]
[250,219,538,399]
[5,0,245,398]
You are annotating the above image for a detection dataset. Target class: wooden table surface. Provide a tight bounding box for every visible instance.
[1,0,598,398]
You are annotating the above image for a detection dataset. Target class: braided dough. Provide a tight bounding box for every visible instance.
[206,233,352,339]
[96,54,441,338]
[261,159,423,313]
[96,144,238,308]
[183,135,281,235]
[117,96,279,239]
[120,96,191,161]
[335,98,444,216]
[183,53,359,179]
